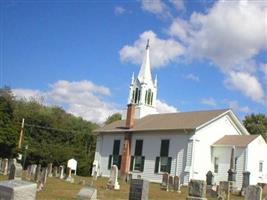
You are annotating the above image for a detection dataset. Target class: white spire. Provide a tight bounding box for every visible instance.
[131,72,135,85]
[138,39,153,85]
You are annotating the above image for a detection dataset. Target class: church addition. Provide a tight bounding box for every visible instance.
[92,41,267,189]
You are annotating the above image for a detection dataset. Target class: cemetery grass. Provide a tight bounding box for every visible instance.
[0,174,266,200]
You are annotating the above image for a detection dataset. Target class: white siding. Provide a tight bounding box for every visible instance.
[212,147,246,189]
[97,133,124,177]
[193,115,241,181]
[129,131,192,184]
[247,136,267,185]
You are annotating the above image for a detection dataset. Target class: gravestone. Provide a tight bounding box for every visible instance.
[8,163,23,180]
[218,181,230,200]
[106,165,120,190]
[245,185,262,200]
[41,167,48,184]
[67,158,77,175]
[26,165,31,180]
[65,167,74,183]
[206,171,214,186]
[76,187,97,200]
[47,163,53,177]
[2,158,8,175]
[0,179,37,200]
[30,164,37,181]
[8,159,17,174]
[53,166,58,177]
[174,176,181,193]
[186,179,207,200]
[126,173,132,183]
[0,158,2,171]
[34,164,41,182]
[241,171,250,196]
[167,175,174,192]
[59,165,64,179]
[129,179,149,200]
[161,173,169,190]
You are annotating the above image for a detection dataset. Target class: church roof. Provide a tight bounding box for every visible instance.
[212,135,259,147]
[95,109,230,133]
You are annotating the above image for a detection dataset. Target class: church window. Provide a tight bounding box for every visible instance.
[150,92,153,105]
[138,89,141,103]
[108,140,121,170]
[214,157,219,173]
[154,140,172,173]
[147,89,151,105]
[130,140,145,172]
[134,88,139,103]
[132,90,135,102]
[259,161,263,172]
[145,91,148,104]
[234,157,238,171]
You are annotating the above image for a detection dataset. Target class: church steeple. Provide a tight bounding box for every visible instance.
[137,39,153,85]
[123,40,158,119]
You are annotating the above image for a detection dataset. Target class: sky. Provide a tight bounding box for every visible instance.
[1,0,266,123]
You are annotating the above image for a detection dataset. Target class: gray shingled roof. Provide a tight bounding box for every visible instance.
[212,135,259,147]
[95,109,230,133]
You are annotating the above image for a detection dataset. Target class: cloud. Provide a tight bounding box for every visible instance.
[119,30,184,68]
[156,99,178,113]
[261,63,267,83]
[114,6,126,15]
[200,98,217,107]
[169,0,185,11]
[141,0,169,16]
[225,100,251,114]
[13,80,120,123]
[12,88,45,102]
[183,73,199,82]
[225,71,264,103]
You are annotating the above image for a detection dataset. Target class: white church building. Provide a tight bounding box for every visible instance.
[92,41,267,189]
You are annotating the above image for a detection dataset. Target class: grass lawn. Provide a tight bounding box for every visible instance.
[0,173,266,199]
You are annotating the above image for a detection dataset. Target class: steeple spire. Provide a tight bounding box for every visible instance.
[138,39,153,85]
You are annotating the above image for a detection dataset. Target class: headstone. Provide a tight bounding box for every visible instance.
[129,179,149,200]
[161,173,169,190]
[0,158,2,171]
[76,187,97,200]
[126,173,132,183]
[47,163,53,177]
[186,179,207,200]
[8,162,23,180]
[34,164,41,182]
[40,167,48,184]
[52,166,58,177]
[65,167,74,183]
[245,185,262,200]
[2,158,8,175]
[26,165,31,180]
[167,175,174,192]
[59,165,64,179]
[67,158,77,175]
[174,176,181,193]
[8,159,17,174]
[0,179,37,200]
[217,181,230,200]
[241,171,250,196]
[206,171,214,186]
[106,165,120,190]
[30,164,37,181]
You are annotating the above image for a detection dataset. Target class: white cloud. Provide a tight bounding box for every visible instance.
[226,100,251,114]
[183,73,199,82]
[13,80,120,123]
[200,98,217,107]
[114,6,126,15]
[156,99,178,113]
[119,30,184,68]
[261,63,267,83]
[12,88,45,102]
[141,0,169,15]
[169,0,185,11]
[225,71,264,103]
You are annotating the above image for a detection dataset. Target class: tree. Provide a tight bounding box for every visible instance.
[105,113,122,125]
[243,113,267,141]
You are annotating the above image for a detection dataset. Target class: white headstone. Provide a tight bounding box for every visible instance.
[67,158,77,175]
[107,165,120,190]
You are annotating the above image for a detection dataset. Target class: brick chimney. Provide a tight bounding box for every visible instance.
[125,103,135,129]
[120,132,131,180]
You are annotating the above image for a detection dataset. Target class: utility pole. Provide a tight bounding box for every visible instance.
[18,118,25,149]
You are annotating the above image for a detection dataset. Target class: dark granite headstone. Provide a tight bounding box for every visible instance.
[129,179,149,200]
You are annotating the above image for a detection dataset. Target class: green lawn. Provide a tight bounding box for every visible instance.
[0,173,266,199]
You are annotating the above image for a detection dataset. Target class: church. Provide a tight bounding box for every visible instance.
[92,41,267,189]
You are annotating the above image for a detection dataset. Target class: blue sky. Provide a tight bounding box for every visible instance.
[1,0,266,123]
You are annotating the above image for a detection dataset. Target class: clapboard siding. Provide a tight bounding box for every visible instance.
[212,147,245,189]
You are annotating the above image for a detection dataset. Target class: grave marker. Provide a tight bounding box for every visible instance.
[174,176,181,193]
[76,187,97,200]
[218,181,230,200]
[186,179,207,200]
[47,163,53,177]
[129,179,149,200]
[245,185,262,200]
[8,163,22,180]
[161,173,169,190]
[106,165,120,190]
